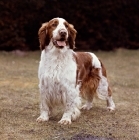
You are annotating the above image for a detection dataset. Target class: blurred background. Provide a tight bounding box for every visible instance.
[1,1,139,139]
[0,0,139,51]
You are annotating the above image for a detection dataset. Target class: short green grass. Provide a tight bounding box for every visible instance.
[0,49,139,140]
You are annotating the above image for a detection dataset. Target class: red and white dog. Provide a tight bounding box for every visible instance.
[37,17,115,124]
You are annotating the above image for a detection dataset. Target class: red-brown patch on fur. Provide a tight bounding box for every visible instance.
[38,19,59,50]
[38,18,77,50]
[47,18,59,38]
[73,52,100,100]
[65,22,77,49]
[38,22,48,50]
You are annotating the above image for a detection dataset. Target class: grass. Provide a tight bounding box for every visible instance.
[0,49,139,140]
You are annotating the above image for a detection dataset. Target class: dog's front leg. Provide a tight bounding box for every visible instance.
[58,88,81,125]
[58,103,72,124]
[36,88,50,122]
[58,104,73,125]
[58,102,81,125]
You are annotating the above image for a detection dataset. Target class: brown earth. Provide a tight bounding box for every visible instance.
[0,49,139,140]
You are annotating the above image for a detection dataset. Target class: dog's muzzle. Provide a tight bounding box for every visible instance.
[53,29,68,49]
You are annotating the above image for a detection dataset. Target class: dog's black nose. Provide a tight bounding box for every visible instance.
[59,29,67,36]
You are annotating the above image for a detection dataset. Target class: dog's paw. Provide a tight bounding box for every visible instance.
[58,118,71,125]
[107,106,115,112]
[36,116,49,123]
[81,103,92,110]
[107,102,115,112]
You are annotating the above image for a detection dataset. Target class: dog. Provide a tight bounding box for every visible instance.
[36,17,115,125]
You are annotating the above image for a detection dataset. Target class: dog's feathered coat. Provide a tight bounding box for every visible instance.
[37,18,115,124]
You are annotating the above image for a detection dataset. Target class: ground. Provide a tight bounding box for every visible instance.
[0,49,139,140]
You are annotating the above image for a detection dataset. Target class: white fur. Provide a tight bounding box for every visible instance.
[37,18,115,124]
[107,96,115,111]
[52,18,68,40]
[85,52,115,110]
[97,69,115,110]
[88,52,101,68]
[37,48,81,124]
[87,52,109,100]
[81,102,93,110]
[37,18,81,124]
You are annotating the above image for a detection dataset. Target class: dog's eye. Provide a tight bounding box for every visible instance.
[65,24,68,28]
[52,23,57,27]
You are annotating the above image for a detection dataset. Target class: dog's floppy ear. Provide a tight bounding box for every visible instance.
[38,22,49,50]
[68,24,77,50]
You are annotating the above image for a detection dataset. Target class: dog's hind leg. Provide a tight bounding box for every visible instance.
[98,61,115,111]
[81,89,95,110]
[97,75,115,111]
[106,87,115,111]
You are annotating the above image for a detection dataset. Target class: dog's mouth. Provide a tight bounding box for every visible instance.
[53,38,67,49]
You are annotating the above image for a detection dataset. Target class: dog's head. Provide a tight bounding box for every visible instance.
[38,18,77,50]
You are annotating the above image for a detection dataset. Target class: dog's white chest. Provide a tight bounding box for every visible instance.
[39,49,77,86]
[45,59,76,82]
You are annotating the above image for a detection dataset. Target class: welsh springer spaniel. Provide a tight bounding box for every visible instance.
[37,18,115,125]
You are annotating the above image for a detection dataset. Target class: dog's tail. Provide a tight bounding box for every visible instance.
[96,74,109,100]
[96,60,109,100]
